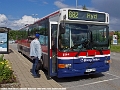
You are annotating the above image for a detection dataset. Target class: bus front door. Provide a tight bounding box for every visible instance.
[49,22,58,77]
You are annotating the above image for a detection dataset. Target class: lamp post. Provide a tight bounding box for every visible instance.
[76,0,78,8]
[32,14,38,23]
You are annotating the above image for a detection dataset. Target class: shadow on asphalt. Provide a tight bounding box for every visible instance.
[52,73,105,82]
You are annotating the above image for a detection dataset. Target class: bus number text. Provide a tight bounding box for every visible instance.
[68,11,78,19]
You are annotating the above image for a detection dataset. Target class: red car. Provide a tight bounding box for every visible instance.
[15,40,18,43]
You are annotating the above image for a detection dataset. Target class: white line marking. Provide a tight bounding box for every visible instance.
[67,77,120,89]
[105,72,120,78]
[67,72,120,89]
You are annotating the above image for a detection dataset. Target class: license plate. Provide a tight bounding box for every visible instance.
[86,68,96,72]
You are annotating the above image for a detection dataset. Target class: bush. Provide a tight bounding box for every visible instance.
[0,54,16,84]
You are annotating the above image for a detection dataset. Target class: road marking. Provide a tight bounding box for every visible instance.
[105,72,120,78]
[113,53,116,55]
[67,77,120,89]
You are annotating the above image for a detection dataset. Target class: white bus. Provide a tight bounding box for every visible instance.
[17,8,110,78]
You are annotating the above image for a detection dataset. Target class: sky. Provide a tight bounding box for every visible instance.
[0,0,120,31]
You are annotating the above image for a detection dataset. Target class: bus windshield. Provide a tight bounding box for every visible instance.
[89,25,109,50]
[59,23,109,52]
[59,23,90,51]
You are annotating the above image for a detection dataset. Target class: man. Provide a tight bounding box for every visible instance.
[30,33,42,78]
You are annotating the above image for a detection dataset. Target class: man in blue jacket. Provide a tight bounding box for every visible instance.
[30,33,42,78]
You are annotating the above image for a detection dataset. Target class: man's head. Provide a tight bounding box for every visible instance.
[35,33,40,39]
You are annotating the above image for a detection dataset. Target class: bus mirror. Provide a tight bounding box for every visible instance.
[59,24,65,34]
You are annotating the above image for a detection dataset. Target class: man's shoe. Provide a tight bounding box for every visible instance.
[31,74,34,76]
[30,69,32,73]
[37,74,41,77]
[31,74,40,78]
[33,75,40,78]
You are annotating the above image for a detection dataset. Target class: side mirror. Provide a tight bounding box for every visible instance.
[59,23,65,34]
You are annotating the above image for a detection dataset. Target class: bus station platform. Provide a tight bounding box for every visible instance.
[3,48,63,88]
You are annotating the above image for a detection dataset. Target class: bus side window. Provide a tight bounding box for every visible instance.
[51,24,57,50]
[58,35,64,49]
[28,35,35,43]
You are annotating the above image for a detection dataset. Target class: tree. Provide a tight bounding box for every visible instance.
[114,31,120,39]
[9,30,17,40]
[82,5,88,10]
[9,30,22,40]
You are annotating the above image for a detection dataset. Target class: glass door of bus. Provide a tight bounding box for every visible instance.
[49,22,58,77]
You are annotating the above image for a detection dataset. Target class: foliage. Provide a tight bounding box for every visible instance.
[109,31,120,45]
[0,54,4,62]
[110,33,120,52]
[9,30,18,40]
[9,30,27,40]
[82,5,88,10]
[118,39,120,43]
[8,28,47,41]
[114,31,120,39]
[110,45,120,52]
[0,54,16,84]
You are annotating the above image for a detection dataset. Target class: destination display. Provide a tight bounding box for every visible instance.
[68,10,106,22]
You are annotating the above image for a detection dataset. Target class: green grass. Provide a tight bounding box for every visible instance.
[110,44,120,52]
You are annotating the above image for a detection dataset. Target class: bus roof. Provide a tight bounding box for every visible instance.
[20,8,109,30]
[34,8,108,23]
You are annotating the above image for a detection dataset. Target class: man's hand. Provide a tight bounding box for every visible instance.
[40,59,43,64]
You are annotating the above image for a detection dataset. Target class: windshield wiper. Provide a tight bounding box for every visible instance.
[75,49,83,57]
[99,49,103,55]
[75,40,88,57]
[93,47,103,55]
[96,48,103,55]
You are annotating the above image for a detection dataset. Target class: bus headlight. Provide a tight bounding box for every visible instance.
[65,64,72,68]
[105,60,111,63]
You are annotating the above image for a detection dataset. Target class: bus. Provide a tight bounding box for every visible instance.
[17,8,110,78]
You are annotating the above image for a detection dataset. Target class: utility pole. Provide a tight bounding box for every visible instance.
[32,14,38,23]
[76,0,78,8]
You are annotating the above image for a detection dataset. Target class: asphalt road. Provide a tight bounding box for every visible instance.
[53,52,120,90]
[10,43,120,90]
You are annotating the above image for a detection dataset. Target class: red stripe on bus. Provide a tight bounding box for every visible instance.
[57,50,110,57]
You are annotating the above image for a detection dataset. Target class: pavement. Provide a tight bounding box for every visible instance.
[3,48,63,88]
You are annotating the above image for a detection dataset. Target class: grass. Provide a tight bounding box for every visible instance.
[110,44,120,53]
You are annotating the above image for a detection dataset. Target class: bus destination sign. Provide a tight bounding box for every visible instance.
[68,10,106,22]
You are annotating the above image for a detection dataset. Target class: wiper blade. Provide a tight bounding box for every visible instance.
[93,47,103,55]
[99,49,103,55]
[75,49,82,57]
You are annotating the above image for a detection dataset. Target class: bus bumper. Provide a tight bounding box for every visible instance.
[57,66,109,78]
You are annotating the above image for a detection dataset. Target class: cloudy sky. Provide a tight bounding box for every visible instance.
[0,0,120,31]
